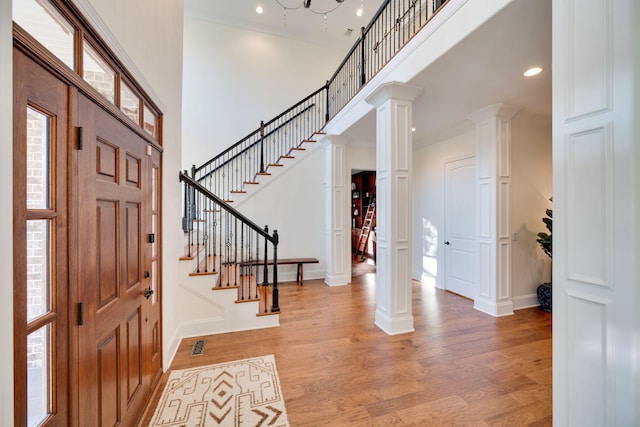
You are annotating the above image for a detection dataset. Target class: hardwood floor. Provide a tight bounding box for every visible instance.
[140,268,552,426]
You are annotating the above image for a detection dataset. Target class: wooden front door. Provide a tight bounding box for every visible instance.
[75,91,159,426]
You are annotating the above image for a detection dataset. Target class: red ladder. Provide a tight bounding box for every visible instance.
[355,204,375,261]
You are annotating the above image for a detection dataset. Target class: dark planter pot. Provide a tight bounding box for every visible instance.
[537,283,552,312]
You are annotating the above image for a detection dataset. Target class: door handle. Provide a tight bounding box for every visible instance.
[444,241,451,245]
[143,287,154,299]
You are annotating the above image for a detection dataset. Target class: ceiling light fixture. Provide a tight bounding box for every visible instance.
[256,5,264,14]
[274,0,362,31]
[523,66,543,77]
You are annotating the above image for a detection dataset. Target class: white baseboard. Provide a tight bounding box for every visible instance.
[512,293,540,310]
[474,298,515,317]
[165,316,280,370]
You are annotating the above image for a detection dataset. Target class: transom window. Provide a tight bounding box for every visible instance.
[12,0,161,144]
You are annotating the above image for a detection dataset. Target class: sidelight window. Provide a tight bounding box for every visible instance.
[27,324,52,427]
[25,106,56,425]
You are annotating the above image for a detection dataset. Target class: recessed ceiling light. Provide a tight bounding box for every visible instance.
[256,5,264,14]
[357,7,363,16]
[523,67,543,77]
[411,127,416,132]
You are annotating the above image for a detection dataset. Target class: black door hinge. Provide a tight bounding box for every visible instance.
[77,302,84,326]
[77,126,83,150]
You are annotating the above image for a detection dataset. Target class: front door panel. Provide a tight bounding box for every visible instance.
[76,93,151,427]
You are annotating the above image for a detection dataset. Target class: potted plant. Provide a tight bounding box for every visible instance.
[536,199,552,312]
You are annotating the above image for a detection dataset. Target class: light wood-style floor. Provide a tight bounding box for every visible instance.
[140,264,552,426]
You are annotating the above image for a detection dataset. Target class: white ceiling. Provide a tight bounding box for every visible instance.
[185,0,387,51]
[342,0,552,145]
[185,0,552,146]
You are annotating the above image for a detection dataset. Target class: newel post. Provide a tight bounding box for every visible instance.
[325,80,330,123]
[262,225,269,286]
[271,230,280,312]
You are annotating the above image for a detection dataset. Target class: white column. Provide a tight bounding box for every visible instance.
[323,135,350,286]
[467,103,520,317]
[553,0,639,424]
[366,82,422,335]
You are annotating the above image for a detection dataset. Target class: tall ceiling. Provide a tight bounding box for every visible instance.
[185,0,387,51]
[342,0,552,144]
[185,0,552,145]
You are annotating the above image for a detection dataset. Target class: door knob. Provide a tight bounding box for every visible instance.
[143,287,154,299]
[444,241,451,245]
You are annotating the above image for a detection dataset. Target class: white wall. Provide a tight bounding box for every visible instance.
[510,111,552,308]
[412,129,475,287]
[237,146,327,282]
[412,115,552,307]
[347,143,377,173]
[0,0,14,423]
[83,0,185,369]
[182,15,345,169]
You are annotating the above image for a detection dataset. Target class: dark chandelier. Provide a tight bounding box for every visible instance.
[274,0,363,30]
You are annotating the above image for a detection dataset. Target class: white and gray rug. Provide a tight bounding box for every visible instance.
[149,355,289,427]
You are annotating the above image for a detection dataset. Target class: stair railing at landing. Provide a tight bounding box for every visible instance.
[181,172,281,313]
[191,86,328,202]
[188,0,448,200]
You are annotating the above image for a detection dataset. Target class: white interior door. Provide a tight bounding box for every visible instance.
[444,156,477,299]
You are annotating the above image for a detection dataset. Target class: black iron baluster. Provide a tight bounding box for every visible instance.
[247,227,253,300]
[259,120,265,173]
[212,201,217,272]
[360,27,366,87]
[204,197,210,271]
[218,206,223,286]
[224,211,230,286]
[195,191,201,273]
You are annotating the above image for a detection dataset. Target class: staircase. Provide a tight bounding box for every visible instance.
[177,0,449,336]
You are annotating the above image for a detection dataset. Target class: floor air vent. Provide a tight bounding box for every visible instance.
[191,339,206,356]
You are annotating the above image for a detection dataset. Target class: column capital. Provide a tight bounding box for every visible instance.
[467,103,521,123]
[365,81,423,108]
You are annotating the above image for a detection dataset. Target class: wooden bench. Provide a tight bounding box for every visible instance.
[242,257,319,286]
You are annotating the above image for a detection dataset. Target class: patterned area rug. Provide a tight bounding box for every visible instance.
[149,355,289,427]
